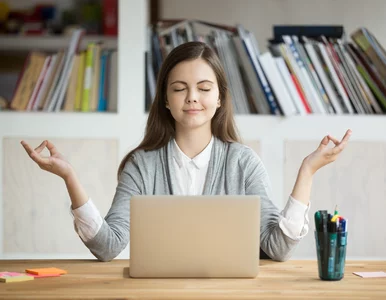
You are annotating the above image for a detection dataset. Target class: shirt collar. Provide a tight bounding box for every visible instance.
[172,136,214,169]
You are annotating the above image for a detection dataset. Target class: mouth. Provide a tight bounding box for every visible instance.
[183,109,203,114]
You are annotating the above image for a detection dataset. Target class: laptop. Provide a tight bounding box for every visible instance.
[129,195,260,278]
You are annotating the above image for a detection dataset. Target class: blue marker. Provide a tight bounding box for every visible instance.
[340,219,346,232]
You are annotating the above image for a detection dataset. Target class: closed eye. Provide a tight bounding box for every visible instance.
[173,88,210,92]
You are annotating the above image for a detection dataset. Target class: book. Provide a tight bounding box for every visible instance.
[107,50,118,112]
[10,52,47,110]
[236,24,280,115]
[26,55,52,111]
[81,43,95,112]
[75,51,86,110]
[51,29,84,112]
[90,43,102,111]
[351,28,386,82]
[282,36,326,114]
[302,37,344,114]
[97,50,109,111]
[64,53,81,111]
[103,0,118,36]
[259,52,297,116]
[42,51,66,111]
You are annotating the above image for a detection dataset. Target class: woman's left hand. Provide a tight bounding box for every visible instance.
[302,129,352,176]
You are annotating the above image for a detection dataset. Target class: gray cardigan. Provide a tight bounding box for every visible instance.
[84,137,300,262]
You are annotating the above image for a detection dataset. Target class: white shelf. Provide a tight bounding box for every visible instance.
[0,111,122,138]
[0,35,118,51]
[2,111,384,141]
[234,114,386,141]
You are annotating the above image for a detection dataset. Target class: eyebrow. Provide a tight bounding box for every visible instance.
[169,80,214,86]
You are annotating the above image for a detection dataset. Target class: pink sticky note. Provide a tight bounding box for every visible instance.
[353,271,386,278]
[0,272,23,277]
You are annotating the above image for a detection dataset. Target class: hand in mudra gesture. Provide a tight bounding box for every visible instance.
[302,129,352,175]
[21,140,73,180]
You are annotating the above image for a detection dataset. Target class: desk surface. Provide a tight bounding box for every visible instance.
[0,259,385,299]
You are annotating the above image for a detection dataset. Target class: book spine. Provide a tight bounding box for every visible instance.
[103,0,118,36]
[81,43,95,112]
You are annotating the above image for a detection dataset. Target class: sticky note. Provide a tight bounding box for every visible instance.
[0,272,34,283]
[353,271,386,278]
[25,267,67,275]
[27,273,62,278]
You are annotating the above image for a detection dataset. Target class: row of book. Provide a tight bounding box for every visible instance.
[8,29,118,112]
[145,20,386,115]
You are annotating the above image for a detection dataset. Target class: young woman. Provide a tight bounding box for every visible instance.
[21,41,351,262]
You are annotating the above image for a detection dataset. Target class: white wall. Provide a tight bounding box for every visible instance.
[160,0,386,52]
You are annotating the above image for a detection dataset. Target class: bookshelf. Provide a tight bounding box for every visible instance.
[1,0,386,260]
[0,0,146,155]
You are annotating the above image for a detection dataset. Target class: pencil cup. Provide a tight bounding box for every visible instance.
[314,230,348,281]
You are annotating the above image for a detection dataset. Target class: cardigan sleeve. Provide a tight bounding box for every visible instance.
[82,154,144,262]
[242,147,308,261]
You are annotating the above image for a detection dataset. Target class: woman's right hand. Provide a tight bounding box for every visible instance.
[21,140,74,181]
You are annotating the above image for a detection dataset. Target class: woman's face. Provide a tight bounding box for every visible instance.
[166,58,220,133]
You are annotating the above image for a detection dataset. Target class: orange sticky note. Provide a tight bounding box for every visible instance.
[28,273,62,278]
[25,267,67,275]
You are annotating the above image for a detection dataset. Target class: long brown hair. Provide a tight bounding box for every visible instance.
[118,41,240,178]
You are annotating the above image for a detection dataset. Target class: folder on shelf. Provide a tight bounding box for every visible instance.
[81,43,95,112]
[63,53,81,111]
[75,51,86,111]
[10,52,47,111]
[90,43,102,111]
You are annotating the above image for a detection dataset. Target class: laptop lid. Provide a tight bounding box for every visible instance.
[129,195,260,278]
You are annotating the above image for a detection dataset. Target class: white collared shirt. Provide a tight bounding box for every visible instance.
[72,137,310,243]
[172,136,213,195]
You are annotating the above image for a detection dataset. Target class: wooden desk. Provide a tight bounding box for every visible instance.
[0,259,385,299]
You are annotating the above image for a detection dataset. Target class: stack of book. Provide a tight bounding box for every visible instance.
[8,29,118,113]
[146,20,386,116]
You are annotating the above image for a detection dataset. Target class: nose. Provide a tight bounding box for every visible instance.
[186,89,199,104]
